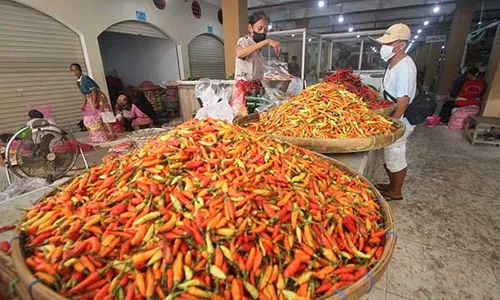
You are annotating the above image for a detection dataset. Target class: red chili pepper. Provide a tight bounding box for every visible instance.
[185,161,204,169]
[110,203,128,215]
[339,273,356,282]
[119,240,131,261]
[69,272,100,294]
[342,215,357,234]
[125,282,136,300]
[0,241,10,252]
[30,232,52,246]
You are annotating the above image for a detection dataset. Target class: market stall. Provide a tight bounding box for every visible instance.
[316,30,386,89]
[263,29,307,82]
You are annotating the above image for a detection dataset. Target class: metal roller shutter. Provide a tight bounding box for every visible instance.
[106,21,167,39]
[188,34,225,79]
[0,0,87,133]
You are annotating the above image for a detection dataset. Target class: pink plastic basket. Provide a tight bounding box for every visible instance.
[448,106,480,130]
[425,115,441,127]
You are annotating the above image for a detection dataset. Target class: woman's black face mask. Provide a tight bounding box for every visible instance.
[253,32,267,43]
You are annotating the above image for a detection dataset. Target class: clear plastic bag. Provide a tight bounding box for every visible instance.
[264,88,286,105]
[264,60,293,80]
[195,79,234,122]
[0,176,49,202]
[287,78,304,96]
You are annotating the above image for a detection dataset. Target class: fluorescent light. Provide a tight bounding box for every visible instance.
[478,21,483,25]
[433,6,440,13]
[291,34,295,37]
[424,20,429,26]
[308,38,312,42]
[268,24,272,30]
[338,15,344,23]
[348,27,354,32]
[417,29,422,34]
[318,0,325,8]
[441,45,445,49]
[410,40,415,43]
[414,35,419,39]
[356,34,360,38]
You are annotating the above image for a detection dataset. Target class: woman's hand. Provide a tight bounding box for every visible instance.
[267,39,281,56]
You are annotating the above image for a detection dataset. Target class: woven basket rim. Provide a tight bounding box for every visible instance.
[234,113,406,154]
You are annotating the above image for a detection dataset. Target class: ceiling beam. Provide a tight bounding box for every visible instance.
[263,0,459,23]
[308,16,499,35]
[248,0,317,10]
[302,9,500,33]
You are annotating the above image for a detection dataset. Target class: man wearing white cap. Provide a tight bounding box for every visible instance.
[374,23,417,201]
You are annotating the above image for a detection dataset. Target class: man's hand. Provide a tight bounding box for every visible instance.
[267,39,281,56]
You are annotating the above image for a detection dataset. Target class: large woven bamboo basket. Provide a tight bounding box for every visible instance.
[234,113,405,154]
[0,250,30,300]
[10,154,395,300]
[315,154,396,299]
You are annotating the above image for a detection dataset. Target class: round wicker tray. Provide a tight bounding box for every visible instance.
[234,113,406,154]
[10,152,395,300]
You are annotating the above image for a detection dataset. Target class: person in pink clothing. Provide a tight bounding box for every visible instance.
[130,92,156,130]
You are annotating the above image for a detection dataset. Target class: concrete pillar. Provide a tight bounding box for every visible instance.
[481,25,500,117]
[222,0,248,78]
[81,34,110,100]
[422,42,444,91]
[415,42,430,72]
[435,0,478,95]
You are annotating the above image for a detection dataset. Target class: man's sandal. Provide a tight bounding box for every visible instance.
[374,184,391,192]
[382,192,403,201]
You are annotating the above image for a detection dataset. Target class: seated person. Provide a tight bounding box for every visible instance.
[26,110,61,153]
[130,92,156,130]
[439,68,485,123]
[26,110,61,133]
[114,95,133,131]
[287,56,300,77]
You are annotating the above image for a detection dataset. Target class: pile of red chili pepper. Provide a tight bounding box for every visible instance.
[367,99,394,110]
[248,82,395,139]
[323,69,394,111]
[20,118,387,300]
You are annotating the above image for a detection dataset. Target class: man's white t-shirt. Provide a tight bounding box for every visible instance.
[381,56,417,129]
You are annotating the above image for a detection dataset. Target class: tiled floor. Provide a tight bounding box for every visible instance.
[362,125,500,300]
[2,123,500,299]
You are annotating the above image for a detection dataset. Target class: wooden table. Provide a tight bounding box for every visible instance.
[464,116,500,145]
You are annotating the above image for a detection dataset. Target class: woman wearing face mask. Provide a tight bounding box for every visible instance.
[231,11,281,116]
[374,23,417,201]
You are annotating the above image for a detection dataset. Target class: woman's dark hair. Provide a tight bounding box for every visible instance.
[70,63,82,71]
[134,92,157,122]
[467,67,479,76]
[0,133,13,143]
[28,109,44,119]
[249,11,268,25]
